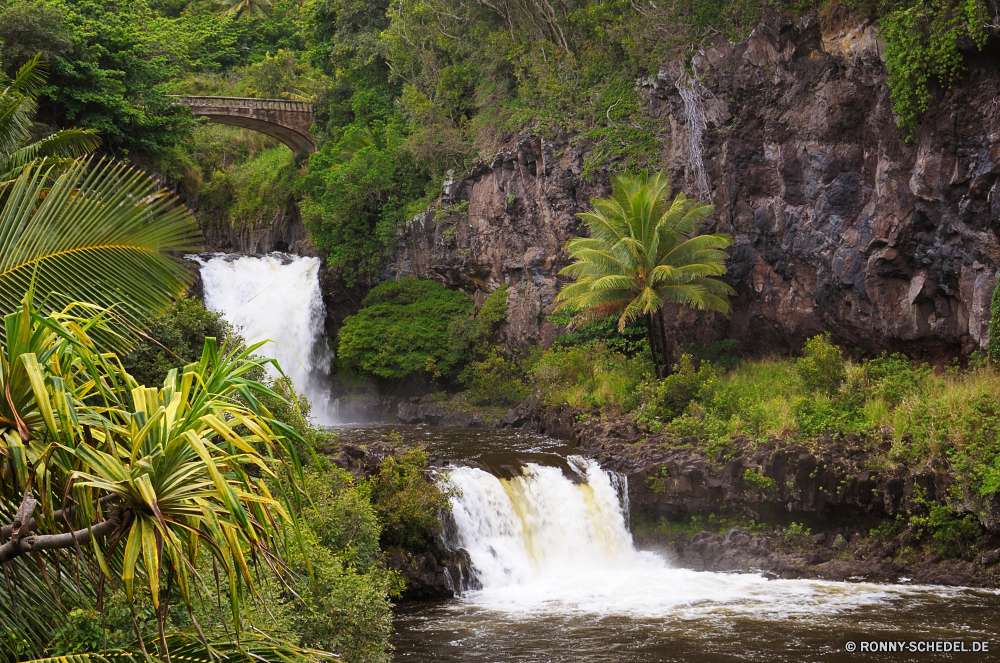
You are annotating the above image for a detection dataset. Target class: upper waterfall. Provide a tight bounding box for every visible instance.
[194,253,336,425]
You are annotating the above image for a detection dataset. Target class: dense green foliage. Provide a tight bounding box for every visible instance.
[989,274,1000,364]
[874,0,989,135]
[120,296,232,387]
[552,314,650,357]
[337,278,475,380]
[363,447,451,551]
[794,332,846,395]
[297,124,428,282]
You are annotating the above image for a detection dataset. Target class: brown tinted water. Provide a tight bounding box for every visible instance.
[333,425,1000,663]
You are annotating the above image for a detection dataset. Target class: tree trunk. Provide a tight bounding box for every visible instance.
[655,311,677,376]
[647,312,663,380]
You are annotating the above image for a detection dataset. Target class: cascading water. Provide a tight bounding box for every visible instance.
[446,457,634,589]
[194,253,336,424]
[438,457,974,622]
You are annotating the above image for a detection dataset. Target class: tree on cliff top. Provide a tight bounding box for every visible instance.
[555,170,733,379]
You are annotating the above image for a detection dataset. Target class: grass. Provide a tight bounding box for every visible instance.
[528,335,1000,497]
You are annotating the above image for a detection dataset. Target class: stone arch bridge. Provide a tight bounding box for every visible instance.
[170,96,315,155]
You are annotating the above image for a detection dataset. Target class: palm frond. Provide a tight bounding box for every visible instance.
[0,159,202,348]
[558,170,732,329]
[0,129,102,182]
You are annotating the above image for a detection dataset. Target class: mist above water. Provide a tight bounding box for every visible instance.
[194,253,336,425]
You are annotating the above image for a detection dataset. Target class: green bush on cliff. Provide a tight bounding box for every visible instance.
[362,448,450,551]
[877,0,989,136]
[795,332,846,395]
[461,349,530,406]
[533,343,652,411]
[337,278,474,381]
[988,275,1000,364]
[553,314,650,357]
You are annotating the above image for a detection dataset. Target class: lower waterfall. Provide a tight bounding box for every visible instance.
[439,457,944,620]
[194,253,336,424]
[445,457,635,589]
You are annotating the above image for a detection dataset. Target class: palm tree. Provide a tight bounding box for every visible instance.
[0,293,314,661]
[555,170,734,378]
[0,158,202,343]
[218,0,272,18]
[0,55,101,186]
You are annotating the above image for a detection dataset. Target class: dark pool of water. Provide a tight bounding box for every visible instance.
[334,426,1000,662]
[391,590,1000,662]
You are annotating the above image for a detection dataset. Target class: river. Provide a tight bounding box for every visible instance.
[337,425,1000,663]
[194,255,1000,662]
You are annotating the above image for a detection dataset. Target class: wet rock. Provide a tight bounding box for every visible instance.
[396,398,498,427]
[384,547,479,600]
[374,6,1000,362]
[498,396,538,429]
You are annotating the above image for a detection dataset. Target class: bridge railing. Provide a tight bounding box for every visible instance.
[167,96,312,112]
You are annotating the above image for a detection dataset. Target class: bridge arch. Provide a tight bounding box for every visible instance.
[170,96,316,155]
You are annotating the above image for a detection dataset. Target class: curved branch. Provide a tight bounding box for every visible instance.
[0,510,123,564]
[0,494,120,541]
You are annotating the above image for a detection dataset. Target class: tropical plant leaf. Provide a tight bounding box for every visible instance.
[0,159,202,348]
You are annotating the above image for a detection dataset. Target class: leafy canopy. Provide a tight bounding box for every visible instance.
[337,278,473,380]
[0,54,99,185]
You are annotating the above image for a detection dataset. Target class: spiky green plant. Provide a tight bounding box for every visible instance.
[0,293,313,661]
[555,170,734,377]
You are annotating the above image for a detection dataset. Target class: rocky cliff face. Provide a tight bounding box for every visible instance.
[385,140,612,351]
[390,7,1000,360]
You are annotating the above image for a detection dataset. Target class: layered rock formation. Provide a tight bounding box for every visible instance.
[385,141,611,351]
[653,6,1000,359]
[389,7,1000,359]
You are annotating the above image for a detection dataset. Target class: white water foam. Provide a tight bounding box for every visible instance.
[443,458,979,621]
[194,253,335,424]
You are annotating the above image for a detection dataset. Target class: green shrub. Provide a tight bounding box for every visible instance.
[552,314,649,357]
[532,343,652,411]
[791,395,862,437]
[910,504,983,556]
[654,354,718,420]
[782,521,812,549]
[796,333,846,395]
[301,468,381,572]
[362,449,450,551]
[989,275,1000,364]
[448,284,509,362]
[743,468,778,497]
[461,349,529,406]
[337,278,474,381]
[120,296,233,388]
[288,538,395,663]
[47,610,104,655]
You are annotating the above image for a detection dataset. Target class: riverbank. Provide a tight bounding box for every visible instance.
[514,404,1000,589]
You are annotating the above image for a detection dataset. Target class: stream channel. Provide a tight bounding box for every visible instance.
[194,253,1000,661]
[337,425,1000,663]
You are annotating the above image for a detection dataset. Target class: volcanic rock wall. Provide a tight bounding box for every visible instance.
[390,7,1000,360]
